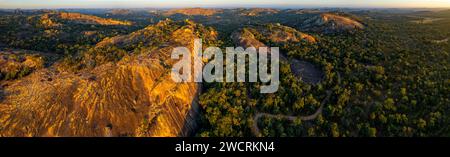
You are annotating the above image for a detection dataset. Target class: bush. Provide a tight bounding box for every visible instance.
[1,66,33,81]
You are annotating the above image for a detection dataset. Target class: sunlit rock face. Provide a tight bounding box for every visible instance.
[0,21,209,137]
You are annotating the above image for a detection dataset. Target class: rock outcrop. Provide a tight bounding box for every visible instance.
[231,28,267,49]
[230,25,323,84]
[300,13,364,33]
[0,21,212,137]
[260,24,316,43]
[231,24,316,48]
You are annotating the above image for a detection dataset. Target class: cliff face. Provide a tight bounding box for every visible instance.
[0,22,207,137]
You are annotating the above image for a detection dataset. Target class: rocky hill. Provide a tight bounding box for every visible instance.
[164,8,222,16]
[239,8,279,16]
[259,24,317,43]
[230,24,323,84]
[107,9,133,15]
[300,13,364,33]
[0,20,215,137]
[231,24,316,48]
[231,28,267,49]
[40,12,132,27]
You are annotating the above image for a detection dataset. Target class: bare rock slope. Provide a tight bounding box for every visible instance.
[0,21,211,137]
[300,13,364,33]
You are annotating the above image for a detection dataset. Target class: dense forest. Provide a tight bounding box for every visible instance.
[196,9,449,137]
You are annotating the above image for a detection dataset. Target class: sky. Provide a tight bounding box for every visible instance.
[1,0,450,9]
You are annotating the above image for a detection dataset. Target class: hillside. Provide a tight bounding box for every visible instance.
[0,12,135,54]
[259,24,317,43]
[0,20,216,137]
[230,24,323,84]
[231,28,267,49]
[231,24,316,48]
[300,13,364,33]
[164,8,222,16]
[239,8,280,16]
[40,12,132,27]
[95,19,218,49]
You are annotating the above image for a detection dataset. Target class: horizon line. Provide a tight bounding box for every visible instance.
[1,6,450,10]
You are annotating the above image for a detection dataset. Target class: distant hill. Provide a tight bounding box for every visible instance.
[231,28,266,49]
[259,23,317,43]
[41,12,132,26]
[300,13,364,33]
[164,8,222,16]
[239,8,279,16]
[0,12,135,53]
[95,19,218,49]
[231,24,316,48]
[107,9,133,15]
[230,24,323,85]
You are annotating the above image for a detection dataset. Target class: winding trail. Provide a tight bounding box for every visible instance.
[252,90,331,137]
[251,53,330,136]
[232,30,332,136]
